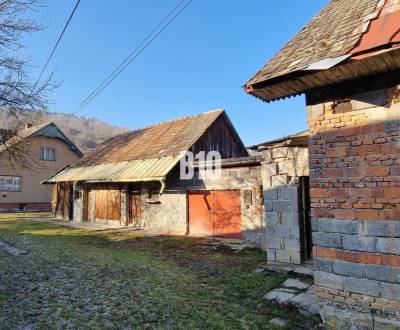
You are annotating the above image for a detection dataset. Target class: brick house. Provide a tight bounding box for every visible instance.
[245,0,400,328]
[0,122,82,212]
[45,110,268,243]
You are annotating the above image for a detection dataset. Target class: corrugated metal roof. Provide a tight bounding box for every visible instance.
[45,155,181,183]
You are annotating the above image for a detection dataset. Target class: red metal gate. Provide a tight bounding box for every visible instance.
[188,190,242,239]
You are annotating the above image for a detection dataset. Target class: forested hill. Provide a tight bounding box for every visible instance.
[0,111,130,151]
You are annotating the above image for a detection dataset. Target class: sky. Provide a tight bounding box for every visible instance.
[23,0,330,146]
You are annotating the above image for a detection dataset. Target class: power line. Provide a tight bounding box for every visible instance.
[33,0,81,91]
[72,0,192,115]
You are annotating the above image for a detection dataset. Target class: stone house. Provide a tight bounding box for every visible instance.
[45,109,267,242]
[0,122,82,212]
[244,0,400,328]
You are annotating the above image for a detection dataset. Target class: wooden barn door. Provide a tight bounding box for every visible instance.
[128,192,141,225]
[94,188,121,222]
[188,190,242,239]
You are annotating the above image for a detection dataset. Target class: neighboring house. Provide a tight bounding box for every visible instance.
[0,122,82,212]
[45,110,268,242]
[244,0,400,328]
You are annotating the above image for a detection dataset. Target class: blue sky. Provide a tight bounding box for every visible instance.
[24,0,329,146]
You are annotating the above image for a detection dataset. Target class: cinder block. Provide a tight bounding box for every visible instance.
[311,217,318,231]
[351,89,387,110]
[267,249,276,261]
[366,264,400,283]
[363,221,400,238]
[330,219,361,235]
[332,260,366,279]
[278,186,298,201]
[263,163,277,176]
[266,237,282,249]
[272,200,290,213]
[275,250,300,264]
[281,212,299,226]
[282,238,300,251]
[342,235,376,252]
[278,160,294,175]
[376,238,400,254]
[272,147,288,159]
[274,225,291,238]
[314,271,345,290]
[271,175,288,188]
[343,277,380,297]
[290,226,301,239]
[264,188,278,201]
[317,219,331,233]
[265,212,279,225]
[379,281,400,301]
[265,200,273,212]
[314,257,333,273]
[313,232,342,249]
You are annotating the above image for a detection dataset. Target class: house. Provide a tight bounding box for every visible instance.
[0,122,82,212]
[244,0,400,327]
[45,110,267,242]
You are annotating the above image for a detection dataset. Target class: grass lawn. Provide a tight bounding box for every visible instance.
[0,215,304,329]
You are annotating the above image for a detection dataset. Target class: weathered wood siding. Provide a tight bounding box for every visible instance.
[94,187,121,221]
[52,182,73,220]
[190,114,248,159]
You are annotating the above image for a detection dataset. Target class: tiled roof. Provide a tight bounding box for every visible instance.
[74,109,225,167]
[246,0,381,86]
[0,122,82,156]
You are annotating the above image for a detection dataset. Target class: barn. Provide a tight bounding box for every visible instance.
[45,109,265,241]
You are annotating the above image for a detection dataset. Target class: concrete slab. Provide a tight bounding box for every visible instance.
[292,266,314,278]
[282,278,311,291]
[290,292,320,318]
[264,289,297,304]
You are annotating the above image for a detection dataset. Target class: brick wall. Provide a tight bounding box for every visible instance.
[307,85,400,327]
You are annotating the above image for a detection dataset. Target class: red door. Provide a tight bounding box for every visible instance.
[188,190,242,239]
[188,191,213,236]
[213,190,242,238]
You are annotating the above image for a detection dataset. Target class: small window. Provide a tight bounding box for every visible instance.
[0,176,22,192]
[40,147,56,161]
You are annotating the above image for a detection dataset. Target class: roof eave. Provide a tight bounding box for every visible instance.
[245,47,400,102]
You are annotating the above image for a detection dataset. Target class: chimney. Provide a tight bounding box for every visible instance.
[25,123,32,130]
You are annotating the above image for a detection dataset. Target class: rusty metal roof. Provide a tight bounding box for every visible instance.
[45,156,181,183]
[244,0,400,102]
[45,110,226,183]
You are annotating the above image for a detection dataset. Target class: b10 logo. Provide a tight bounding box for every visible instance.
[180,151,222,180]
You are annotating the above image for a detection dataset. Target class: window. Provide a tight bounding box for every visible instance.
[0,176,22,192]
[40,147,56,161]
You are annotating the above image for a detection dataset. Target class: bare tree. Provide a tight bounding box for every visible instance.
[0,0,54,168]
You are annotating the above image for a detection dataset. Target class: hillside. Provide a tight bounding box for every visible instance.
[0,111,130,151]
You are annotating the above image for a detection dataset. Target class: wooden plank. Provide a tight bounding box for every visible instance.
[107,189,121,221]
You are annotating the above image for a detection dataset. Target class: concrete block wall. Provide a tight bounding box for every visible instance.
[261,147,308,264]
[307,84,400,327]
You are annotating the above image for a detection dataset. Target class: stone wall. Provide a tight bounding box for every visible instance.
[166,165,264,247]
[307,84,400,327]
[140,191,187,234]
[261,146,309,264]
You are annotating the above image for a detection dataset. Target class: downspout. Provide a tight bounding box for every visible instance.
[159,179,166,194]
